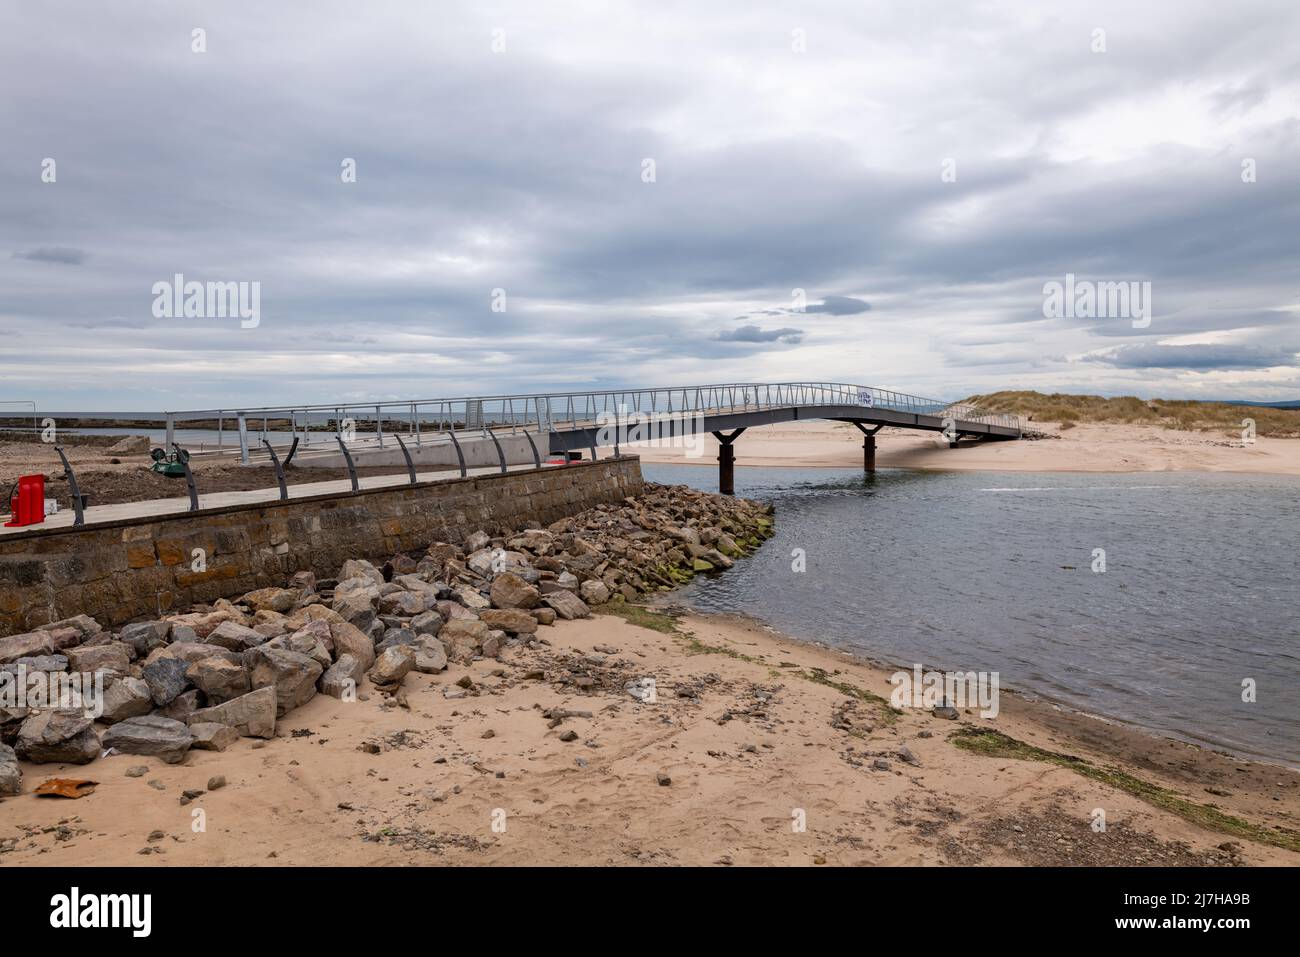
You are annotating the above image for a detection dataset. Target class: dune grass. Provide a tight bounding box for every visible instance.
[966,390,1300,438]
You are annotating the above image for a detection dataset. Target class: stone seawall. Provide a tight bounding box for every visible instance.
[0,457,643,636]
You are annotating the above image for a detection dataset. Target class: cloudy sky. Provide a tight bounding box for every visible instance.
[2,0,1298,412]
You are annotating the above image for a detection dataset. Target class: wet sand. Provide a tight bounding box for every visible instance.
[3,609,1295,866]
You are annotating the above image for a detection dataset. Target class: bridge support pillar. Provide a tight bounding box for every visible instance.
[712,428,746,495]
[852,423,883,473]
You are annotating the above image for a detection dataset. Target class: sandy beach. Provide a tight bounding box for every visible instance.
[630,420,1300,475]
[3,607,1296,867]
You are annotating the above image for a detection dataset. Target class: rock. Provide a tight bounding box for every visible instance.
[410,610,444,637]
[375,628,420,656]
[656,772,672,786]
[464,531,491,553]
[481,631,504,658]
[579,580,611,605]
[439,619,490,664]
[102,715,193,764]
[156,689,203,723]
[453,586,491,609]
[247,647,323,716]
[142,657,192,706]
[489,572,540,610]
[125,765,149,777]
[120,621,171,657]
[39,614,102,642]
[0,743,20,796]
[542,590,591,620]
[320,654,363,699]
[897,745,921,766]
[367,646,415,687]
[624,677,657,703]
[531,607,557,626]
[434,599,478,622]
[340,559,385,585]
[5,654,67,673]
[413,638,448,674]
[329,621,376,672]
[206,621,267,652]
[188,686,277,739]
[208,774,227,790]
[379,591,426,616]
[872,758,891,771]
[65,642,132,674]
[265,620,332,669]
[16,710,101,764]
[331,592,376,633]
[153,642,242,667]
[99,677,155,724]
[932,705,960,720]
[241,587,299,613]
[186,656,251,705]
[558,730,578,742]
[189,722,240,752]
[479,608,538,635]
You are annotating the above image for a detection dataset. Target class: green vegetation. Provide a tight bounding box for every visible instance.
[951,727,1300,851]
[965,390,1300,437]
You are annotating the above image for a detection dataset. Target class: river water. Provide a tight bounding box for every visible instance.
[642,463,1300,767]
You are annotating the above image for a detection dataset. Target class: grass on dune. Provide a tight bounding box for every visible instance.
[965,390,1300,438]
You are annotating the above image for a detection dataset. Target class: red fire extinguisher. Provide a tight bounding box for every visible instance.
[4,474,45,527]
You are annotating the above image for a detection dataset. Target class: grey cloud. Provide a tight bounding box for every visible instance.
[714,325,804,344]
[805,296,872,315]
[13,247,86,265]
[1087,343,1300,371]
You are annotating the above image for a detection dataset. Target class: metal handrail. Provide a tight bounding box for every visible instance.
[163,382,1020,463]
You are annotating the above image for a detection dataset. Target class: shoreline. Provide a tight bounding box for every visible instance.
[660,603,1297,773]
[4,605,1295,866]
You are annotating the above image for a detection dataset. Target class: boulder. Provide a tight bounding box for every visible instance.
[464,531,491,553]
[479,608,538,635]
[379,591,426,616]
[542,590,592,620]
[439,619,490,664]
[434,600,478,622]
[186,656,250,705]
[188,686,276,739]
[0,742,20,796]
[157,689,204,723]
[16,710,101,764]
[102,715,193,764]
[531,607,557,626]
[206,621,267,652]
[99,677,154,724]
[39,614,102,642]
[189,722,240,752]
[120,621,171,657]
[410,610,444,637]
[6,654,68,673]
[65,642,131,674]
[453,586,491,609]
[264,620,332,669]
[340,559,385,585]
[490,572,540,610]
[579,580,611,605]
[142,657,192,705]
[329,621,375,672]
[240,587,299,613]
[320,654,363,699]
[332,592,376,633]
[367,645,415,687]
[414,638,448,674]
[247,647,322,716]
[154,642,242,667]
[375,628,420,656]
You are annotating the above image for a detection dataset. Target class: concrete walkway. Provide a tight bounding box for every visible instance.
[0,461,562,537]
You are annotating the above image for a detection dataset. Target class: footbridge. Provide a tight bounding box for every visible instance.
[164,382,1020,496]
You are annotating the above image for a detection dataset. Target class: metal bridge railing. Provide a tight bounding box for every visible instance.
[162,382,1020,464]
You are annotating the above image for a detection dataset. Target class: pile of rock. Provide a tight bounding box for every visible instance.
[0,483,772,795]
